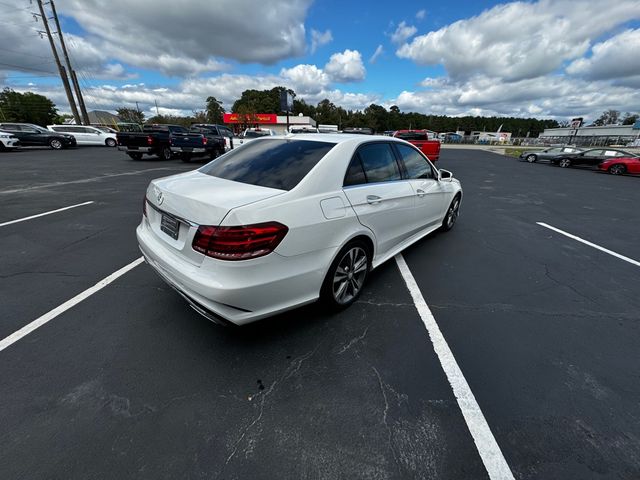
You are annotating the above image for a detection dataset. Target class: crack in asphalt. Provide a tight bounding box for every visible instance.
[372,366,401,474]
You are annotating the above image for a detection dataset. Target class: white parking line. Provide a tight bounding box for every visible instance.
[537,222,640,268]
[0,167,183,195]
[395,254,515,480]
[0,257,144,353]
[0,201,94,227]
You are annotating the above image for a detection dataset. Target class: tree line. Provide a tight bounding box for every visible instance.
[2,86,638,137]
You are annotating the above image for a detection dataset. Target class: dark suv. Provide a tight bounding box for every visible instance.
[0,123,76,149]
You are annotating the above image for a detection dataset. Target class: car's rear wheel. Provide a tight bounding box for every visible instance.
[105,138,117,147]
[559,158,572,168]
[608,164,626,175]
[321,240,370,309]
[441,195,461,231]
[159,146,172,161]
[128,152,143,160]
[49,138,63,150]
[525,154,537,163]
[209,148,222,160]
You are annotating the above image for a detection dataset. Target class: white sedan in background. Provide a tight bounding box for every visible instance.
[137,134,462,325]
[0,130,20,150]
[47,125,118,147]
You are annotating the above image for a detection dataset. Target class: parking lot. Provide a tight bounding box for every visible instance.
[1,146,639,479]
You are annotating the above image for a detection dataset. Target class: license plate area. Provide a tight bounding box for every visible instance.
[182,147,193,152]
[160,213,180,240]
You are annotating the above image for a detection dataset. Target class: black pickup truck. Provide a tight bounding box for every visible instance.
[117,124,193,160]
[173,125,226,162]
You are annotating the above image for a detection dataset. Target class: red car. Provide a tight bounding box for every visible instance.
[392,130,441,161]
[598,156,640,175]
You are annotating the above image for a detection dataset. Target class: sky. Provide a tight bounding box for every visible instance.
[1,0,640,123]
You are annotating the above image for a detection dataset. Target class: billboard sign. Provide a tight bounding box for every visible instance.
[570,117,583,129]
[280,91,293,112]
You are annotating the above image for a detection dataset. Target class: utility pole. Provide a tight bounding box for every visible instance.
[154,99,160,116]
[36,0,80,124]
[49,0,89,125]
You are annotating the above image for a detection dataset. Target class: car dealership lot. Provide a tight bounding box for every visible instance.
[1,147,639,479]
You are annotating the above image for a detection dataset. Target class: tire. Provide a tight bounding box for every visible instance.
[181,153,192,163]
[105,138,117,147]
[209,148,222,160]
[608,164,626,175]
[159,146,172,161]
[441,195,461,232]
[525,154,537,163]
[128,152,143,160]
[49,138,63,150]
[558,158,572,168]
[320,240,371,310]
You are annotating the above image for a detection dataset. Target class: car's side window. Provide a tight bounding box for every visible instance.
[343,155,367,186]
[357,143,402,183]
[584,150,603,157]
[395,143,434,180]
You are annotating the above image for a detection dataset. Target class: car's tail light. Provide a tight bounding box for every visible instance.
[202,136,208,145]
[192,222,288,260]
[147,135,154,145]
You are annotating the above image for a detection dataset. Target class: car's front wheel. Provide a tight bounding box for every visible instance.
[105,138,117,147]
[321,240,370,310]
[608,164,626,175]
[525,154,537,163]
[49,138,63,150]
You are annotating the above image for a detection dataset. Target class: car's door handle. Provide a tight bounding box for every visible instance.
[366,195,382,204]
[416,189,426,197]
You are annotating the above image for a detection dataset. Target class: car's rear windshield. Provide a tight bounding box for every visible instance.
[244,131,271,138]
[200,139,336,191]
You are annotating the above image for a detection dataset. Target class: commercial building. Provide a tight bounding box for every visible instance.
[222,113,316,135]
[539,123,640,146]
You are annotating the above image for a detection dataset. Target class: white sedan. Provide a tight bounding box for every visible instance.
[137,134,462,325]
[0,130,20,150]
[47,125,118,147]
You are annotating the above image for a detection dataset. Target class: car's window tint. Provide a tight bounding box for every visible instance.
[396,144,434,179]
[343,156,367,186]
[547,148,560,153]
[358,143,401,183]
[200,139,336,191]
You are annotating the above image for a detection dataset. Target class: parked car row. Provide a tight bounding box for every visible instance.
[116,124,228,162]
[519,146,640,175]
[0,122,122,151]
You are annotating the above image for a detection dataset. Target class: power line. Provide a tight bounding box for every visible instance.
[0,61,56,74]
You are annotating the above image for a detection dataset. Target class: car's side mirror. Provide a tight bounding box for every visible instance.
[439,169,453,181]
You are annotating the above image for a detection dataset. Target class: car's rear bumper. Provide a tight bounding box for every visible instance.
[136,219,332,325]
[170,147,206,153]
[118,146,151,153]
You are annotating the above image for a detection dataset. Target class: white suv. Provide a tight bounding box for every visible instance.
[47,125,117,147]
[0,130,20,150]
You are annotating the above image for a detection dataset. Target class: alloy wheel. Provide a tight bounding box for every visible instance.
[609,164,626,175]
[50,139,62,149]
[332,246,368,305]
[526,154,536,163]
[559,159,571,168]
[445,198,460,229]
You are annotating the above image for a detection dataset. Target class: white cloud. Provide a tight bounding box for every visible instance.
[390,21,418,45]
[416,9,426,20]
[397,0,640,81]
[56,0,312,74]
[369,45,384,64]
[280,64,329,94]
[310,29,333,53]
[567,29,640,81]
[324,49,366,83]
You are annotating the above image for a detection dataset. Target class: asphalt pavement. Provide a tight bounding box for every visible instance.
[0,146,638,479]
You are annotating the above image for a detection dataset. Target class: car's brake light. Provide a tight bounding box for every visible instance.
[192,222,288,260]
[202,136,207,145]
[147,135,154,145]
